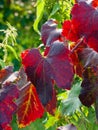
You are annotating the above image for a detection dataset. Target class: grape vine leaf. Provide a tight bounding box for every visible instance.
[62,2,98,52]
[78,47,98,68]
[33,0,46,34]
[0,83,19,129]
[92,0,98,7]
[75,0,92,4]
[21,41,74,106]
[19,119,45,130]
[60,77,82,115]
[57,124,77,130]
[45,88,57,115]
[0,66,13,84]
[79,67,98,107]
[41,19,62,46]
[17,82,44,128]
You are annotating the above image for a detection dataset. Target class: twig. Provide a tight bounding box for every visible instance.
[71,36,84,53]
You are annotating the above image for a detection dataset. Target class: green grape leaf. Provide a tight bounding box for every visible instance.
[19,119,45,130]
[11,116,18,130]
[60,77,82,115]
[33,0,46,34]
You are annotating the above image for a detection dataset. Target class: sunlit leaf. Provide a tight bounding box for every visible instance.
[19,119,45,130]
[92,0,98,7]
[60,77,82,115]
[17,82,44,128]
[62,2,98,52]
[6,45,19,60]
[48,3,60,18]
[33,0,46,34]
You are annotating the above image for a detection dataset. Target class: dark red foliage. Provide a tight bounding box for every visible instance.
[41,19,62,46]
[62,2,98,52]
[21,41,74,106]
[79,67,98,107]
[0,66,13,84]
[78,47,98,67]
[45,89,57,115]
[0,83,19,129]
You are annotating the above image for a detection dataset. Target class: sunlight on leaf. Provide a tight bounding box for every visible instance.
[48,3,60,18]
[6,45,19,60]
[60,77,82,115]
[33,0,46,34]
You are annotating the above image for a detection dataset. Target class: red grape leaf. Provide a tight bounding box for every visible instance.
[78,47,98,67]
[62,20,79,42]
[70,41,87,77]
[45,88,57,115]
[70,51,83,77]
[0,83,19,129]
[1,124,12,130]
[57,124,77,130]
[17,82,44,128]
[2,67,28,89]
[79,67,98,107]
[21,41,74,106]
[72,1,98,51]
[0,66,13,84]
[75,0,92,4]
[41,19,62,46]
[62,2,98,52]
[92,0,98,7]
[16,67,28,88]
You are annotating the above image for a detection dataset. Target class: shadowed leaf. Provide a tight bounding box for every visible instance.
[21,41,74,106]
[41,19,62,46]
[0,83,19,129]
[79,67,98,107]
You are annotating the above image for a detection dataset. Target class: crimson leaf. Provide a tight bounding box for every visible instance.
[21,41,74,106]
[62,2,98,52]
[17,82,44,128]
[0,83,19,129]
[92,0,98,7]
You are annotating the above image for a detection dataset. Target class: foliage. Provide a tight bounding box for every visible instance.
[0,0,98,130]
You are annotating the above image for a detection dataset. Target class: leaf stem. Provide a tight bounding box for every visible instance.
[71,36,84,53]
